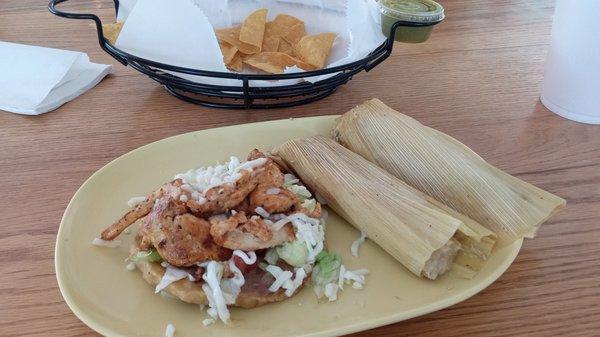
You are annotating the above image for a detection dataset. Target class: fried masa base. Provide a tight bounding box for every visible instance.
[130,239,309,309]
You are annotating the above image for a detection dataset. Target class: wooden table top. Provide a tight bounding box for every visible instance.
[1,0,599,336]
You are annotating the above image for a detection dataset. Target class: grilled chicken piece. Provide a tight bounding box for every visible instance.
[101,180,186,240]
[247,150,285,187]
[295,201,323,219]
[209,211,295,251]
[249,185,297,214]
[186,151,284,216]
[187,170,258,216]
[143,198,231,267]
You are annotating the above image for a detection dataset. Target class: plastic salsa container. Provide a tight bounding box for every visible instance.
[380,0,445,43]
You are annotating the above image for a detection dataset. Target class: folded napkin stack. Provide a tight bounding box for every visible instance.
[0,41,112,115]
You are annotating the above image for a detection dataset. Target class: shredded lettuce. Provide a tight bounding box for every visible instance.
[285,183,312,201]
[276,240,309,267]
[311,250,342,298]
[283,178,300,187]
[258,261,269,271]
[131,249,162,263]
[264,248,279,265]
[301,198,316,212]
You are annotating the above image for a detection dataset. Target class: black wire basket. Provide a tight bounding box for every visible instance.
[48,0,439,109]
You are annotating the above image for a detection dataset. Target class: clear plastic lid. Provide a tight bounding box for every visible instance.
[380,0,445,23]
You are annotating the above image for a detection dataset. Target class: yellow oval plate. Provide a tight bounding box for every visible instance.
[56,116,522,337]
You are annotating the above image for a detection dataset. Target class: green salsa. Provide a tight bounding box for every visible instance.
[380,0,444,43]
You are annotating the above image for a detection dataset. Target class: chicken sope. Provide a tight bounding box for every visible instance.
[96,150,366,325]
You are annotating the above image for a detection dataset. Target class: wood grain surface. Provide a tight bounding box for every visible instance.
[1,0,599,336]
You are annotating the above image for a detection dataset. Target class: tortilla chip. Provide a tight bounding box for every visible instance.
[216,26,260,54]
[271,14,306,45]
[239,8,268,51]
[262,36,280,52]
[278,39,296,57]
[273,14,304,31]
[281,22,306,45]
[243,52,315,74]
[102,22,124,44]
[295,33,337,69]
[219,41,238,64]
[261,22,280,52]
[227,53,244,72]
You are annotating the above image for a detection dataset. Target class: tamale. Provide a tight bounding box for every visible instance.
[332,98,566,245]
[274,136,490,279]
[427,197,496,277]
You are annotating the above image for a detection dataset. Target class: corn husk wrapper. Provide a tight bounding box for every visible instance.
[332,99,566,246]
[275,136,488,279]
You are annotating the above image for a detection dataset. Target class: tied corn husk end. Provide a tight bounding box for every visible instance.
[274,136,483,280]
[332,98,566,246]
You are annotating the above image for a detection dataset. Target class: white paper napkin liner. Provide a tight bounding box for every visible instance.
[115,0,385,87]
[116,0,237,86]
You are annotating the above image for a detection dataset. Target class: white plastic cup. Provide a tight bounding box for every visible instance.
[540,0,600,124]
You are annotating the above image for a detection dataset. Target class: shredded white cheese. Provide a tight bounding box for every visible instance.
[322,266,369,302]
[206,307,218,319]
[284,267,307,297]
[155,266,189,293]
[125,262,137,271]
[232,250,257,265]
[202,261,230,323]
[92,238,121,248]
[127,196,146,208]
[264,211,325,297]
[350,232,367,258]
[270,213,286,221]
[272,212,319,231]
[254,206,270,218]
[337,265,346,290]
[271,213,324,265]
[352,282,364,290]
[276,214,324,264]
[266,187,281,195]
[200,254,254,325]
[324,283,339,301]
[226,259,245,288]
[265,264,307,297]
[174,157,267,203]
[165,323,175,337]
[342,268,369,287]
[266,265,293,292]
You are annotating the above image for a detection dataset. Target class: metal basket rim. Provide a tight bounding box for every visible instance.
[48,0,438,84]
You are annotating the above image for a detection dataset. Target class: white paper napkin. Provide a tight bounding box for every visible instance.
[0,41,112,115]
